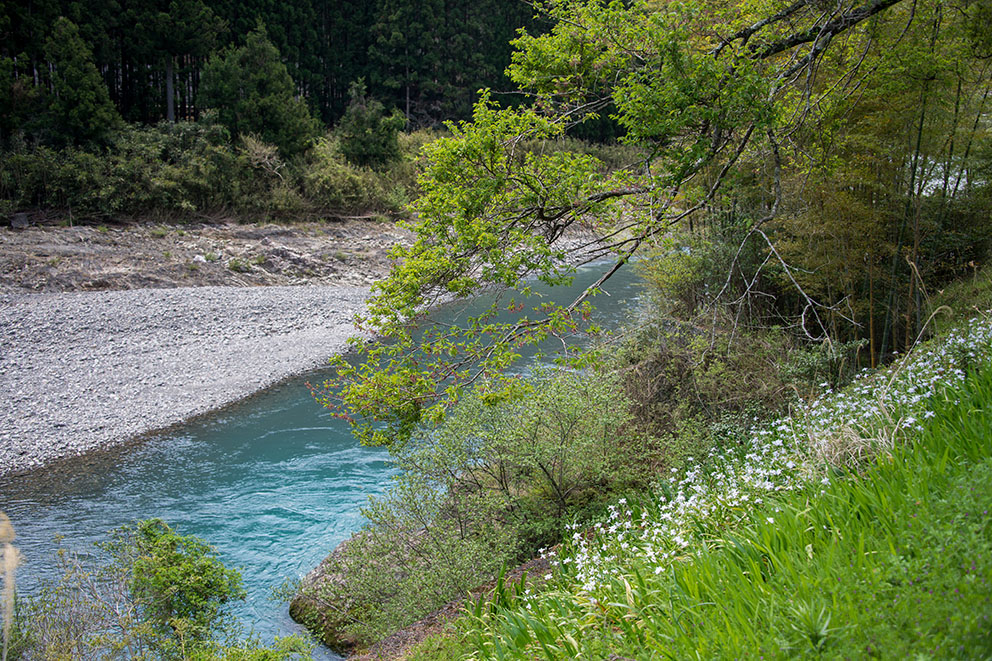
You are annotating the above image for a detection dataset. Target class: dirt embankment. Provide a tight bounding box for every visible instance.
[0,217,412,293]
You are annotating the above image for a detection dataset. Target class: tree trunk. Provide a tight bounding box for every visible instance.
[868,256,876,368]
[166,56,175,122]
[952,84,990,197]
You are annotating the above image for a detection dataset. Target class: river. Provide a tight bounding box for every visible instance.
[0,263,644,659]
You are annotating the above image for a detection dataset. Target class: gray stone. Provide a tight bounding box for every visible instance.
[0,284,370,477]
[10,212,29,229]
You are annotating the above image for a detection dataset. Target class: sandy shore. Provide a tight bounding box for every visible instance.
[0,284,369,477]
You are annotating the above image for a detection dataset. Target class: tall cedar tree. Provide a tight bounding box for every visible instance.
[0,0,536,126]
[129,0,226,122]
[43,17,121,145]
[199,24,318,157]
[368,0,442,126]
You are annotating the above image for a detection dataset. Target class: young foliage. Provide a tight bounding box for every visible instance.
[13,519,312,660]
[318,0,924,446]
[318,94,613,446]
[119,519,245,644]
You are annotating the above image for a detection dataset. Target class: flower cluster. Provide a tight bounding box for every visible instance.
[541,316,992,599]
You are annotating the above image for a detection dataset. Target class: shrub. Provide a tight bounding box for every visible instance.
[14,519,311,660]
[302,138,384,212]
[302,136,415,214]
[0,122,242,219]
[781,336,869,392]
[123,520,245,644]
[306,368,647,647]
[336,79,405,168]
[0,121,432,221]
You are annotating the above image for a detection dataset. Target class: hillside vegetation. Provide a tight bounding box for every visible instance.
[0,123,431,223]
[401,307,992,660]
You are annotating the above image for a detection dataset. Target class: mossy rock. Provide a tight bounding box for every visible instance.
[288,540,361,652]
[288,590,358,651]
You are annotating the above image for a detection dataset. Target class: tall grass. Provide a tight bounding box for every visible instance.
[409,316,992,659]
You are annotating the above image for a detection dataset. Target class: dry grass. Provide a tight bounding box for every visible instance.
[807,418,903,469]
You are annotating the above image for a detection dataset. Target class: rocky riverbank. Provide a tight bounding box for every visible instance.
[0,284,371,477]
[0,217,410,293]
[0,218,417,477]
[0,216,603,478]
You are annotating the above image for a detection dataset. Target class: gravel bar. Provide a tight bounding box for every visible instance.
[0,285,369,477]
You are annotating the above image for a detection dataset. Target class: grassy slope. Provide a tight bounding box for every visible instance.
[931,266,992,335]
[406,311,992,660]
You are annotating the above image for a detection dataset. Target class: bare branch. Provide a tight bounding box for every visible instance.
[711,0,811,56]
[757,0,904,61]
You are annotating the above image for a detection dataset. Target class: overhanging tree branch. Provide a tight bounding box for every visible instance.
[317,0,917,446]
[757,0,904,60]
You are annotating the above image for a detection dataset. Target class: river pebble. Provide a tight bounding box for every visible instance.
[0,285,368,477]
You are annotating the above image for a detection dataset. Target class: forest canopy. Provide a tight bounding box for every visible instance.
[315,0,992,446]
[0,0,538,130]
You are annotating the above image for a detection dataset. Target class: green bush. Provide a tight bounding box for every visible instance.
[305,368,647,648]
[15,519,312,660]
[336,79,405,168]
[303,136,419,214]
[105,122,241,215]
[303,138,388,212]
[123,519,245,644]
[781,336,869,392]
[634,232,750,319]
[0,122,243,219]
[0,121,433,221]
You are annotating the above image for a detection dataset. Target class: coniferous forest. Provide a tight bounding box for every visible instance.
[0,0,536,132]
[0,0,555,234]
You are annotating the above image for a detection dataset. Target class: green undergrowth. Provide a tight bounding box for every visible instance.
[0,122,642,224]
[0,123,433,222]
[931,266,992,335]
[405,317,992,660]
[301,310,803,650]
[3,519,314,660]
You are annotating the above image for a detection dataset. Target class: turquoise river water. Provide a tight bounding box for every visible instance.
[1,264,644,659]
